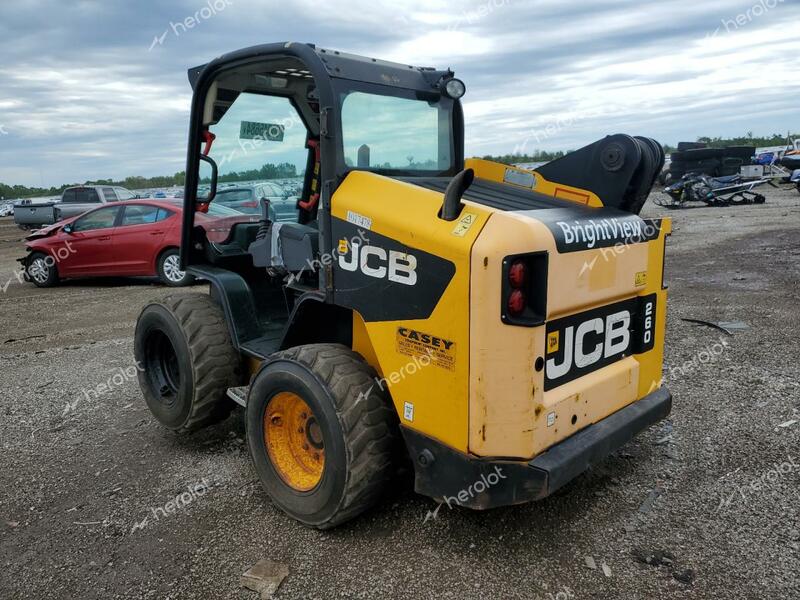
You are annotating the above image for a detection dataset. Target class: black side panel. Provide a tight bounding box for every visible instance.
[279,294,353,350]
[331,217,456,322]
[186,265,263,349]
[402,176,575,211]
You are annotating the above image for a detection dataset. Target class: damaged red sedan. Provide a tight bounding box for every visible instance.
[19,200,257,288]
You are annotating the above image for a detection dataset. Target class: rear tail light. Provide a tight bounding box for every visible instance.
[501,252,548,326]
[508,260,528,288]
[507,289,526,316]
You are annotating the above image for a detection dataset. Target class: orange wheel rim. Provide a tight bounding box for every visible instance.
[264,392,325,491]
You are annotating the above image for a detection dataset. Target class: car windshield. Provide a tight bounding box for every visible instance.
[340,88,455,174]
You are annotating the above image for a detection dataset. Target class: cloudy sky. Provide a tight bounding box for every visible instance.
[0,0,798,188]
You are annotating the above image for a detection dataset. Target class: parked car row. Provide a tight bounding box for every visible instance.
[213,183,299,221]
[14,178,303,289]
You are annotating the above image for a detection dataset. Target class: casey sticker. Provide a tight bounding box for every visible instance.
[396,327,456,371]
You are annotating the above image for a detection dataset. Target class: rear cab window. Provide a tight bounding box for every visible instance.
[75,188,101,203]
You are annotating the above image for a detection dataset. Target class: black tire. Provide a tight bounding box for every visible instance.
[246,343,401,529]
[25,252,59,288]
[157,248,195,287]
[134,293,241,433]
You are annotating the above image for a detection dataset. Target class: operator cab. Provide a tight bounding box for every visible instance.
[182,43,464,292]
[190,58,323,274]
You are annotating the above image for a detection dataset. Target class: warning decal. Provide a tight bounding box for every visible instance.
[396,327,456,371]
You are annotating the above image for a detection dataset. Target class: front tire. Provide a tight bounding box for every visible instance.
[26,252,59,287]
[157,248,195,287]
[134,294,241,433]
[246,343,400,529]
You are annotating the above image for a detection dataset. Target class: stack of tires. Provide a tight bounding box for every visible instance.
[666,143,755,184]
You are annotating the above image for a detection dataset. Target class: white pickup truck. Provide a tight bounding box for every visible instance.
[14,185,137,230]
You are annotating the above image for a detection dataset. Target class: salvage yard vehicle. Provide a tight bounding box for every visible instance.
[134,42,671,529]
[13,185,137,230]
[18,200,257,287]
[215,183,299,221]
[661,172,771,207]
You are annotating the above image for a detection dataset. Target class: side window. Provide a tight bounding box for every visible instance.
[72,206,120,232]
[76,188,101,203]
[121,204,160,226]
[62,189,77,203]
[115,188,136,200]
[102,187,118,202]
[156,208,175,222]
[197,93,307,234]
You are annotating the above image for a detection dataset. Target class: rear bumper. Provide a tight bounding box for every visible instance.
[402,386,672,510]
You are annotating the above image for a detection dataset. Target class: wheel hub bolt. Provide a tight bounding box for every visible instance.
[271,415,282,426]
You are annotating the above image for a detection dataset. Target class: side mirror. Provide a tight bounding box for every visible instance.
[62,223,73,234]
[198,154,218,205]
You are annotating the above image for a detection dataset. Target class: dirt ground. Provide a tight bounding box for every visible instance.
[0,185,798,600]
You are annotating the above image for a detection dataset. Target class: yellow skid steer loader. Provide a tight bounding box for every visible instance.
[134,42,670,528]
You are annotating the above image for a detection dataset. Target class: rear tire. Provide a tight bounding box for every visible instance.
[246,343,401,529]
[26,252,59,288]
[157,248,195,287]
[134,293,241,433]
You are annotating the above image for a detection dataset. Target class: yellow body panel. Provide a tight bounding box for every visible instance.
[332,171,491,453]
[332,168,670,461]
[469,211,670,458]
[466,158,604,208]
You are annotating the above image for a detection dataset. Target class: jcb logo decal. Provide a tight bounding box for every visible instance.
[331,216,456,322]
[544,295,657,390]
[546,310,631,381]
[547,331,559,354]
[338,242,417,286]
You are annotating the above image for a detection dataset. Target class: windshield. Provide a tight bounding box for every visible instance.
[340,88,454,174]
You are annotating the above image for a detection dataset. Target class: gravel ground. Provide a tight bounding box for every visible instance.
[1,185,798,599]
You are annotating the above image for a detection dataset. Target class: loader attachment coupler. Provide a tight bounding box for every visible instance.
[535,134,665,214]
